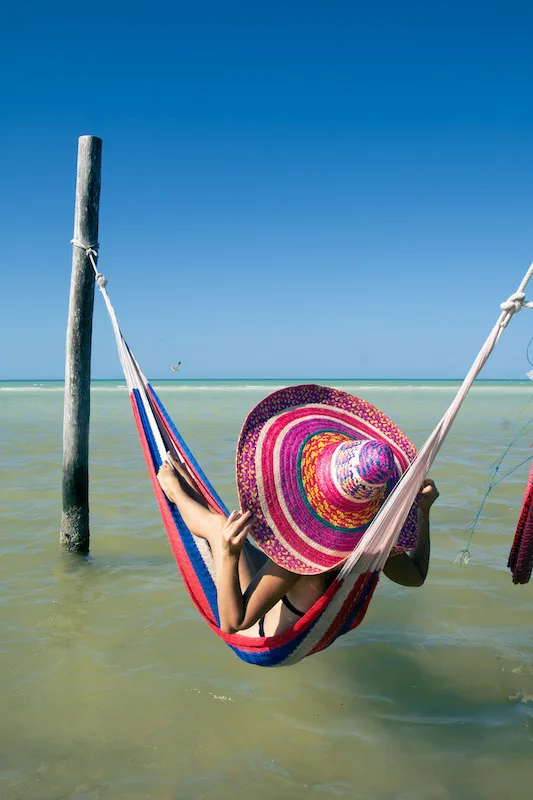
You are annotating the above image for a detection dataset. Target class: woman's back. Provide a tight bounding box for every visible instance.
[239,571,333,638]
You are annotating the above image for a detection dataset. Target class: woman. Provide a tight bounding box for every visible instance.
[158,384,439,638]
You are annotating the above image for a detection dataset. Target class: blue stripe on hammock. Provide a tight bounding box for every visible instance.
[147,384,229,515]
[228,613,322,666]
[133,388,220,624]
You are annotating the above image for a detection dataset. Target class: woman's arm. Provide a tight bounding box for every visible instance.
[217,512,298,634]
[383,478,438,588]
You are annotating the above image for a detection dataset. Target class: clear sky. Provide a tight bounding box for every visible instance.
[2,0,533,380]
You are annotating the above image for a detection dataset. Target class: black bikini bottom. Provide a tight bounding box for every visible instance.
[258,595,305,637]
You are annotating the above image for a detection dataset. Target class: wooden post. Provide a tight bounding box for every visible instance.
[60,135,102,553]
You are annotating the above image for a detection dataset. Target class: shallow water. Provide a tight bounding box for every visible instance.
[1,380,532,799]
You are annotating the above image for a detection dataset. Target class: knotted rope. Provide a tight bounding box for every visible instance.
[500,291,533,322]
[498,264,533,322]
[70,238,107,288]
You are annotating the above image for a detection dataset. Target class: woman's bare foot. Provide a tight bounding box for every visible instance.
[157,462,182,503]
[160,451,213,511]
[167,451,202,495]
[157,457,227,543]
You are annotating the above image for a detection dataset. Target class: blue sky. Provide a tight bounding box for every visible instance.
[2,0,533,379]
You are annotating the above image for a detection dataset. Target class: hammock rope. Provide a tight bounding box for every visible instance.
[80,235,533,664]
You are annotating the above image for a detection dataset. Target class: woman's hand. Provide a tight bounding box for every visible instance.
[221,510,253,557]
[418,478,439,513]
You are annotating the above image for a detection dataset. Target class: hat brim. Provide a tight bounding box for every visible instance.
[236,384,418,575]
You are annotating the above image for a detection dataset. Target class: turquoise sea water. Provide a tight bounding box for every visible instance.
[1,379,533,799]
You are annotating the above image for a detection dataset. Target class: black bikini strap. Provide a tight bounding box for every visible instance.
[282,595,305,617]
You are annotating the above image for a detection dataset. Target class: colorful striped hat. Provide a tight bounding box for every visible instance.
[236,384,418,575]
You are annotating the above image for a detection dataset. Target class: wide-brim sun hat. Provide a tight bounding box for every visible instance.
[236,384,419,575]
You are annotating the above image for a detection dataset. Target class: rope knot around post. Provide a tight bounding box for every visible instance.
[70,238,108,291]
[70,238,99,257]
[70,238,104,285]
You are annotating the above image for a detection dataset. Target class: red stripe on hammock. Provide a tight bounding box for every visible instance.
[508,459,533,584]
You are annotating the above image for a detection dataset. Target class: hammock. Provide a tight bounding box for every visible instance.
[86,251,533,666]
[134,374,381,665]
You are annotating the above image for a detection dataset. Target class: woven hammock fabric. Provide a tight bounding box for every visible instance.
[132,383,380,666]
[508,459,533,584]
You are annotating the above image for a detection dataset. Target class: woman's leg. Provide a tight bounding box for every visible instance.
[157,460,255,591]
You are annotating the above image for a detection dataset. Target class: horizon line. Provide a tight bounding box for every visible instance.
[1,377,530,383]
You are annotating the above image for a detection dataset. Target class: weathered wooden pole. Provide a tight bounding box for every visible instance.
[60,135,102,553]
